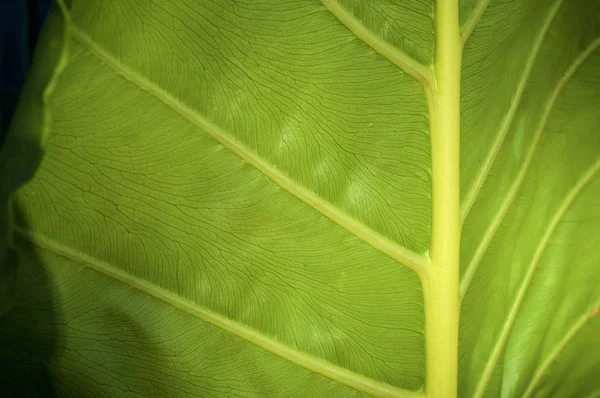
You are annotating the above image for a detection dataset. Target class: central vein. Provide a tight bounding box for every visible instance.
[421,0,462,396]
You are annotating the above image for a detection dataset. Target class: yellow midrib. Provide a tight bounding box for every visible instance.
[323,0,463,396]
[16,227,423,398]
[421,0,462,396]
[9,1,599,398]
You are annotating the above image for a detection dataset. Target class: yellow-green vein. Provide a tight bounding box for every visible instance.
[472,160,600,398]
[14,227,424,398]
[40,0,70,148]
[69,26,429,274]
[421,0,462,396]
[459,0,490,45]
[460,37,600,299]
[522,301,600,398]
[320,0,434,88]
[460,0,563,223]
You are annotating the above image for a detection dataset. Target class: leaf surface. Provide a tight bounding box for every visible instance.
[0,0,599,397]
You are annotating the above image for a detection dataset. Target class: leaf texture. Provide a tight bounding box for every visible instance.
[458,0,600,396]
[0,0,599,397]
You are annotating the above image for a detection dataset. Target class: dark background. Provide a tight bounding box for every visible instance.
[1,3,57,395]
[1,0,52,146]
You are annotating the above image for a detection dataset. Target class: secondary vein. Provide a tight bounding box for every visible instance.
[16,228,424,398]
[460,0,564,223]
[320,0,433,88]
[460,37,600,299]
[459,0,491,45]
[522,302,600,397]
[473,160,600,398]
[68,26,429,274]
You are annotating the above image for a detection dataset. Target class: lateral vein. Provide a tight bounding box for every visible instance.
[522,301,600,397]
[460,37,600,299]
[460,0,563,223]
[472,160,600,398]
[15,228,423,398]
[459,0,491,45]
[319,0,433,88]
[69,27,429,273]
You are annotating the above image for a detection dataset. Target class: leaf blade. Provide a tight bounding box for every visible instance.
[16,227,423,398]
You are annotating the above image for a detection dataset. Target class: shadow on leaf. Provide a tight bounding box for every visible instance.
[0,204,59,397]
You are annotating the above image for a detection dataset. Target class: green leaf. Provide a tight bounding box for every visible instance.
[0,1,68,318]
[0,0,598,397]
